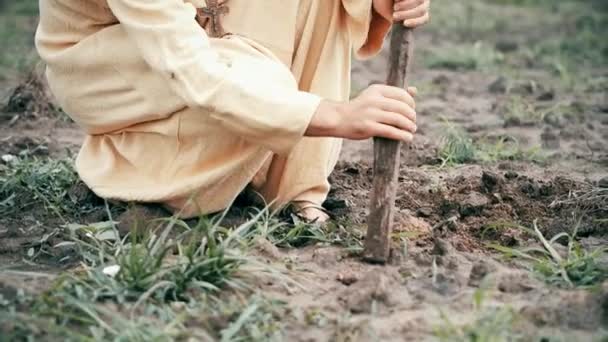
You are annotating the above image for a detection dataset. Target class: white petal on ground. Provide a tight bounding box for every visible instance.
[1,154,16,163]
[102,265,121,277]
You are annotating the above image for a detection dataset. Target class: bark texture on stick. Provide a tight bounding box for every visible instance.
[363,24,414,264]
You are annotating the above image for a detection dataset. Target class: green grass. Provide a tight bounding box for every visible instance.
[2,290,286,341]
[438,123,544,167]
[425,42,504,71]
[0,156,89,220]
[0,202,370,341]
[491,220,608,289]
[0,209,292,341]
[499,96,545,127]
[253,208,365,251]
[475,136,543,164]
[435,283,523,342]
[438,124,477,167]
[0,0,39,84]
[425,0,607,91]
[436,306,521,342]
[67,209,273,302]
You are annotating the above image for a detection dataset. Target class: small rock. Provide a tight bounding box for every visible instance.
[396,215,432,235]
[489,77,508,94]
[496,271,536,293]
[520,180,541,198]
[432,238,456,257]
[537,90,555,101]
[433,272,461,296]
[416,207,433,218]
[468,261,497,287]
[312,247,343,267]
[336,271,359,286]
[504,171,519,180]
[253,238,283,260]
[459,193,490,217]
[339,272,400,314]
[481,171,501,193]
[598,176,608,188]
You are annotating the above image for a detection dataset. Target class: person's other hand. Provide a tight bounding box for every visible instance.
[307,84,418,142]
[393,0,431,28]
[373,0,431,28]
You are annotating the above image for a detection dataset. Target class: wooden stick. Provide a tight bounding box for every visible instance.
[363,24,414,264]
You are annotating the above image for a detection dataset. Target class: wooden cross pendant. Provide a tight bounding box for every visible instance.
[196,0,230,38]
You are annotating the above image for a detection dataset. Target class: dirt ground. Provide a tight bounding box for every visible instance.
[1,0,607,341]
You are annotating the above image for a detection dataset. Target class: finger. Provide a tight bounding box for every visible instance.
[371,123,414,142]
[394,5,429,21]
[394,0,425,12]
[376,110,417,133]
[378,86,416,109]
[404,12,430,28]
[407,86,418,97]
[378,98,416,122]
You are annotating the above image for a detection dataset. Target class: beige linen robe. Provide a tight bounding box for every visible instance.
[36,0,390,217]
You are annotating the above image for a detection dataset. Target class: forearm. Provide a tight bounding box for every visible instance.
[107,0,320,154]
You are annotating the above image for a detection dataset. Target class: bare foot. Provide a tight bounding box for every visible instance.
[292,201,331,223]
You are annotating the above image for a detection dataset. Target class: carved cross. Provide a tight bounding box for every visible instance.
[196,0,230,38]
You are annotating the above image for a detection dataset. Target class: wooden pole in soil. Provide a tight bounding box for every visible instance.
[363,24,414,264]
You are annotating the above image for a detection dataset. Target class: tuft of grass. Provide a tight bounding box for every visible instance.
[0,0,39,86]
[0,156,88,220]
[500,96,545,127]
[64,210,270,303]
[253,208,364,251]
[475,136,544,164]
[215,295,286,342]
[490,220,608,288]
[2,208,292,341]
[435,283,523,342]
[438,123,544,167]
[426,42,503,71]
[438,124,476,167]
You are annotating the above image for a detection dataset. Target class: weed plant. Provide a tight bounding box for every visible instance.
[426,42,503,71]
[491,220,608,288]
[253,207,364,251]
[0,157,85,219]
[435,283,522,342]
[438,123,543,167]
[2,208,293,340]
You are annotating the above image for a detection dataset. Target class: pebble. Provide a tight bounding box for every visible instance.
[1,154,16,164]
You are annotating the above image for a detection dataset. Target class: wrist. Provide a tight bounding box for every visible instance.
[305,99,343,137]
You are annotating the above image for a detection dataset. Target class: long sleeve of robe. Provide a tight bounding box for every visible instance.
[36,0,391,217]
